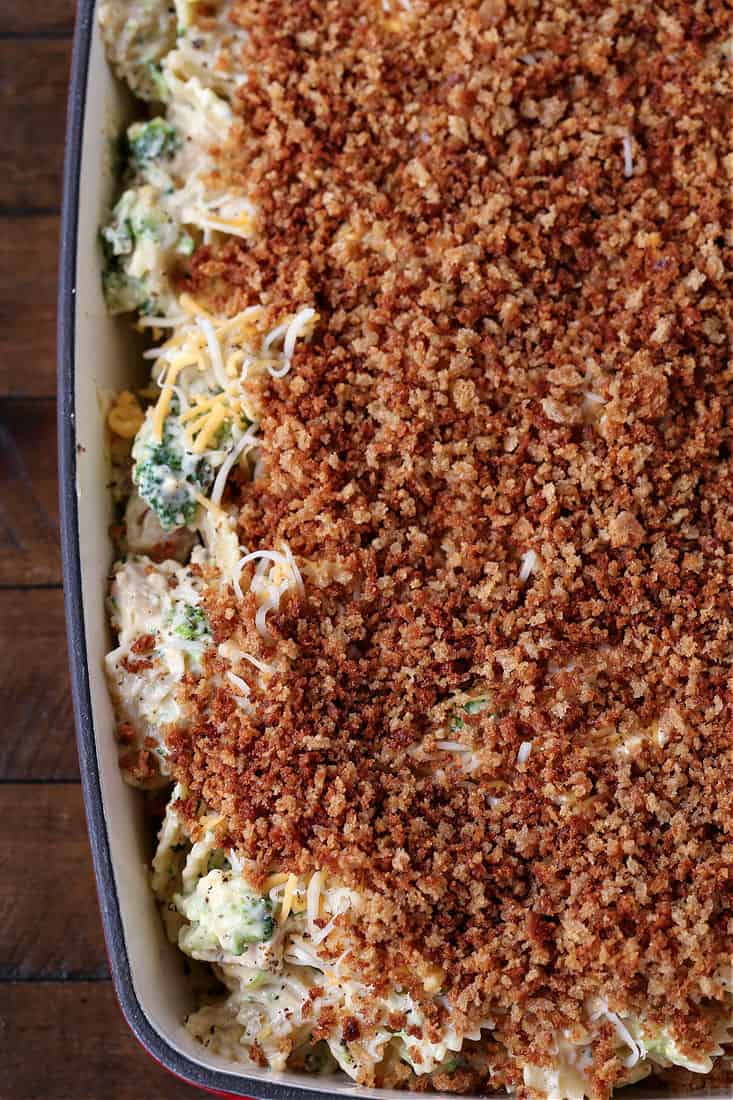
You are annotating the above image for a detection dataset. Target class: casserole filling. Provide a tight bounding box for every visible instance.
[99,1,733,1095]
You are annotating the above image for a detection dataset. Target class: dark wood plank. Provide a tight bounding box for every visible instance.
[0,397,61,586]
[0,39,70,210]
[0,784,107,979]
[0,216,60,397]
[0,589,77,780]
[1,983,204,1100]
[0,4,75,34]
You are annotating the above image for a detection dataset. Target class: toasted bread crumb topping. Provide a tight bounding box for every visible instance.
[169,2,732,1093]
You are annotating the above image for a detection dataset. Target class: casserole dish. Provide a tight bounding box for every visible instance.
[57,4,733,1100]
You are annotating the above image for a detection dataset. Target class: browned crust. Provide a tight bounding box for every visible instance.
[169,1,732,1094]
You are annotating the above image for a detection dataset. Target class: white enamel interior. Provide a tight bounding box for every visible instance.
[68,11,726,1100]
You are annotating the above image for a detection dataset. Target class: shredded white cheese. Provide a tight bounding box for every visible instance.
[210,424,259,505]
[519,549,538,582]
[517,740,533,764]
[197,316,228,390]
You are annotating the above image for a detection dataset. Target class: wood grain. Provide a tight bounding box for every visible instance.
[0,39,70,211]
[0,4,75,34]
[0,984,204,1100]
[0,784,107,980]
[0,16,211,1100]
[0,398,61,586]
[0,216,60,397]
[0,588,77,780]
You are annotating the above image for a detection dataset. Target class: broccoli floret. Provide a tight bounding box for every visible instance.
[134,460,199,528]
[173,603,210,641]
[102,269,151,314]
[132,404,213,530]
[101,186,191,316]
[127,118,179,167]
[176,872,275,957]
[234,894,274,950]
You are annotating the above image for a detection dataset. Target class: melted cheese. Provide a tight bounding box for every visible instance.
[192,403,228,453]
[152,386,174,441]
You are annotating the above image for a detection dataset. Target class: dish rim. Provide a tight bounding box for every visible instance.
[57,5,340,1097]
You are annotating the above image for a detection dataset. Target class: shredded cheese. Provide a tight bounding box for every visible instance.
[240,652,275,675]
[197,316,228,389]
[280,873,299,924]
[211,425,259,505]
[198,213,255,238]
[152,386,174,441]
[179,292,212,319]
[284,307,318,360]
[519,549,538,583]
[306,870,325,932]
[191,403,228,453]
[192,490,226,520]
[225,670,251,697]
[517,740,533,764]
[150,357,196,441]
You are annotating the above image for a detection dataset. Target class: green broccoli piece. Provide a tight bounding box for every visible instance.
[147,63,169,103]
[173,604,210,641]
[100,193,160,313]
[242,899,275,948]
[102,269,151,314]
[133,403,213,530]
[464,696,489,714]
[126,118,179,167]
[176,872,275,957]
[449,693,492,732]
[134,461,199,529]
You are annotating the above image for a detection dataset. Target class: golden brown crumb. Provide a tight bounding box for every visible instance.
[168,1,733,1095]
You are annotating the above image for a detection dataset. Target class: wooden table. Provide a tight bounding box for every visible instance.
[0,8,203,1097]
